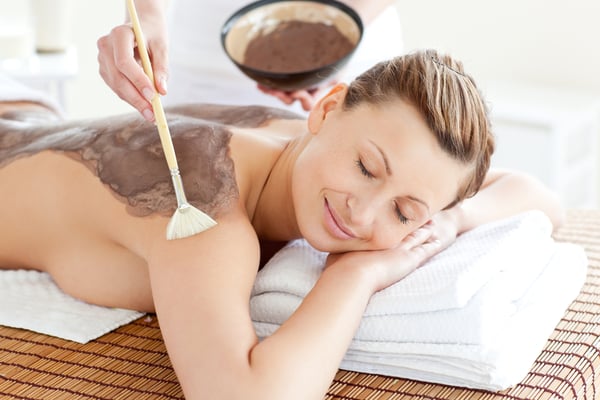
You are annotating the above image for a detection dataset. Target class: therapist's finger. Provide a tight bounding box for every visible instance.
[147,39,169,95]
[112,26,155,103]
[97,25,154,121]
[289,90,316,111]
[257,85,294,104]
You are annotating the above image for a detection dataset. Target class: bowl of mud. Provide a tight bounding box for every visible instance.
[221,0,363,92]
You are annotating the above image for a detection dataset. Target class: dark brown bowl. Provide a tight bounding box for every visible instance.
[221,0,363,92]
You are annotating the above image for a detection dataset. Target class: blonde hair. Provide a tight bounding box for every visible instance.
[344,49,494,206]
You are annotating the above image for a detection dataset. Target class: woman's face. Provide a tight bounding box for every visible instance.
[292,88,470,254]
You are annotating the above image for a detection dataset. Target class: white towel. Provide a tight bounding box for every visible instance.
[253,210,556,316]
[0,72,63,116]
[250,211,588,391]
[0,270,144,344]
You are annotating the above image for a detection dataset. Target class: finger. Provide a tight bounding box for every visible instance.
[110,26,156,121]
[289,90,315,111]
[148,38,169,95]
[400,227,433,250]
[272,92,295,104]
[113,75,155,121]
[258,85,297,103]
[412,239,443,267]
[97,36,154,121]
[98,54,154,120]
[256,84,271,94]
[111,25,156,102]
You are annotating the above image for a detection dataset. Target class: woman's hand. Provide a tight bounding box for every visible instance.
[97,1,169,121]
[327,208,461,293]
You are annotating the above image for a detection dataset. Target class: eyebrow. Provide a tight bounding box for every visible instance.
[370,140,392,176]
[407,195,431,213]
[369,140,431,212]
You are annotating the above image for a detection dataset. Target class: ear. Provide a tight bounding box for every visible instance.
[307,83,348,134]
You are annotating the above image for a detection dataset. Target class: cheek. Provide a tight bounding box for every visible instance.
[295,145,348,191]
[291,149,324,223]
[370,222,414,250]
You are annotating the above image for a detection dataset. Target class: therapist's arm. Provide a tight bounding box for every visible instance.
[341,0,395,24]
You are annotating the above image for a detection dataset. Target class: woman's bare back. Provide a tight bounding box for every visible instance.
[0,102,303,309]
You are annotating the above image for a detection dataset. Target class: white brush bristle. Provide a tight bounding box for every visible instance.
[166,205,217,240]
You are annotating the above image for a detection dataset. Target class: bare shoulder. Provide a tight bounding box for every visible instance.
[146,204,261,310]
[148,204,259,266]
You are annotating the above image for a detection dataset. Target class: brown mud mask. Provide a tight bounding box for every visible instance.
[0,103,302,218]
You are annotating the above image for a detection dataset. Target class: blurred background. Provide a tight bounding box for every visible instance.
[1,0,599,209]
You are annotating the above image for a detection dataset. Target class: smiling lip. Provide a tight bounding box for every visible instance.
[324,198,356,240]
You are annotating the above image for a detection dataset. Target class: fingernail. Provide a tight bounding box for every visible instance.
[142,108,154,121]
[142,88,155,102]
[160,76,168,92]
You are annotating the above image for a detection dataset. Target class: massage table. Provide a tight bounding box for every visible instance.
[0,209,598,399]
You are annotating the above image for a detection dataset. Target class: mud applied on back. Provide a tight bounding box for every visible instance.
[0,103,302,218]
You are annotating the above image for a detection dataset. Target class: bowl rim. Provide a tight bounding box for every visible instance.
[220,0,364,78]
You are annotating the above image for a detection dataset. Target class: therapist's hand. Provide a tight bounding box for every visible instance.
[97,16,168,121]
[257,78,338,112]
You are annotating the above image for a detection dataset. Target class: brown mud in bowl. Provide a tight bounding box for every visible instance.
[243,20,355,73]
[222,1,363,91]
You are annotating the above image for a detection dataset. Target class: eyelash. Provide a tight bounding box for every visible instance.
[394,204,409,225]
[356,159,374,179]
[356,159,409,225]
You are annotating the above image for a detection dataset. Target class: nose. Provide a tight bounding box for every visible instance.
[346,191,385,227]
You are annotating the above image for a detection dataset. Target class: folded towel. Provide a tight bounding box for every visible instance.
[341,243,587,390]
[0,72,63,116]
[250,211,588,391]
[0,270,144,343]
[252,211,558,344]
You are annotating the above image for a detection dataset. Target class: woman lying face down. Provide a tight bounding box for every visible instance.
[0,50,563,400]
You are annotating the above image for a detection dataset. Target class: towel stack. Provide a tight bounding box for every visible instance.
[250,211,588,391]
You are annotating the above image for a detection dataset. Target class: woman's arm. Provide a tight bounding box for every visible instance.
[147,206,431,400]
[444,168,566,235]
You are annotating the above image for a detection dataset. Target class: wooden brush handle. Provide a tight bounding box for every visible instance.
[126,0,178,170]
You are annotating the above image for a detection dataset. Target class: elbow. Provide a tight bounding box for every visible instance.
[180,362,321,400]
[545,192,567,232]
[520,171,567,232]
[497,169,567,232]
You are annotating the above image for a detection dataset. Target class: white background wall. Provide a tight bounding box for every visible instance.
[395,0,600,93]
[3,1,599,118]
[0,0,128,117]
[65,0,131,118]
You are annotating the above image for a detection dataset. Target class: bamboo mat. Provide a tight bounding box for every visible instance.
[0,209,598,400]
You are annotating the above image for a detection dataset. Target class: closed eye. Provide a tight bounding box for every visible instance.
[356,159,374,179]
[394,202,410,224]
